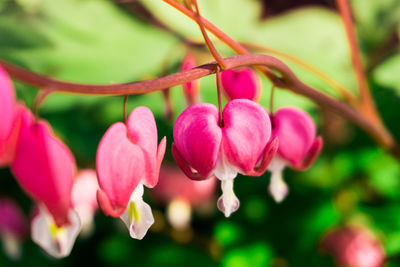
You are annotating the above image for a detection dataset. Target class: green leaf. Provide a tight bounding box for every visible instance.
[214,221,243,247]
[373,53,400,97]
[222,243,272,267]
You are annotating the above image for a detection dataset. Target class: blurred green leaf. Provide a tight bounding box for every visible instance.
[222,243,272,267]
[359,149,400,198]
[214,221,243,247]
[373,53,400,97]
[385,232,400,256]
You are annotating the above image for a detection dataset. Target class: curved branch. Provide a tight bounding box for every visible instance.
[0,54,396,156]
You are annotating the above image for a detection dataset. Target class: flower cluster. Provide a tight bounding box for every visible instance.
[0,60,323,258]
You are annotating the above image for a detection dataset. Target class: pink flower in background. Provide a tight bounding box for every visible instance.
[221,67,261,101]
[11,108,80,258]
[172,99,278,217]
[72,169,99,237]
[321,225,385,267]
[0,66,22,167]
[181,52,200,106]
[0,198,27,259]
[96,106,166,239]
[152,165,216,230]
[267,107,323,202]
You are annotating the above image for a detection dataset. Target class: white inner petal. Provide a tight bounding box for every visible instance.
[267,156,287,173]
[213,151,240,217]
[31,206,81,258]
[269,170,289,203]
[213,151,239,182]
[74,205,95,238]
[120,183,154,240]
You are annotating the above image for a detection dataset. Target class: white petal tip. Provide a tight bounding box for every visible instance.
[217,194,240,218]
[268,171,289,204]
[120,186,154,240]
[31,209,81,258]
[217,179,240,217]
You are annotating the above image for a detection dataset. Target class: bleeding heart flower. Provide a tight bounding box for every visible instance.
[267,107,323,203]
[0,66,22,167]
[221,67,261,101]
[152,165,216,230]
[71,169,99,237]
[172,99,278,217]
[181,52,200,106]
[321,225,385,267]
[0,198,27,259]
[96,106,166,239]
[11,108,80,258]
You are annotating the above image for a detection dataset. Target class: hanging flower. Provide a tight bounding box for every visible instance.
[11,108,80,258]
[181,52,200,106]
[321,225,385,267]
[152,164,216,230]
[0,198,27,260]
[267,107,323,202]
[0,66,22,167]
[96,106,166,239]
[71,169,99,237]
[221,67,261,101]
[172,99,278,217]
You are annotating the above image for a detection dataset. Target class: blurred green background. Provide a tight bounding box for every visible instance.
[0,0,400,266]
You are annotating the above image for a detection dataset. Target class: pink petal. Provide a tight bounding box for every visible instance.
[245,136,279,176]
[221,68,260,101]
[0,66,16,140]
[222,99,271,173]
[272,107,317,167]
[11,109,76,227]
[126,107,164,188]
[96,122,145,217]
[171,143,207,180]
[72,169,99,211]
[293,136,323,170]
[0,66,19,166]
[173,103,222,178]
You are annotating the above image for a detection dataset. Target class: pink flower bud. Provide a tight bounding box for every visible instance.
[96,106,166,239]
[221,68,261,101]
[172,99,278,217]
[181,52,200,105]
[11,108,76,227]
[267,107,323,203]
[0,66,22,166]
[321,226,385,267]
[10,107,81,258]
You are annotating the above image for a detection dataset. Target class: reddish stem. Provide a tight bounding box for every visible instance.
[123,95,128,123]
[215,66,224,127]
[191,0,226,69]
[336,0,380,123]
